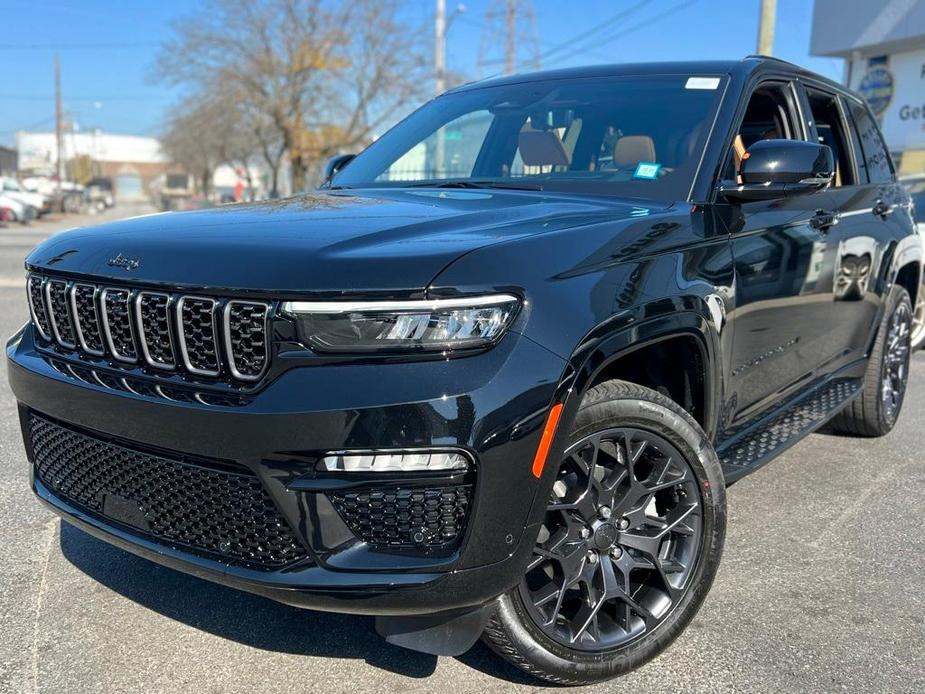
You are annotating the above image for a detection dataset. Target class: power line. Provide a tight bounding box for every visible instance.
[542,0,699,67]
[0,41,161,51]
[0,94,173,102]
[0,116,56,137]
[535,0,649,63]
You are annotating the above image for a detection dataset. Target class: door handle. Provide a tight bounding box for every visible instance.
[810,209,839,233]
[872,199,893,219]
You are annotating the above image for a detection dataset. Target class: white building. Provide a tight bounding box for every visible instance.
[16,130,267,201]
[17,131,167,200]
[811,0,925,174]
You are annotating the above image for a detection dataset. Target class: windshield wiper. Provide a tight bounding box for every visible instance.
[408,179,544,192]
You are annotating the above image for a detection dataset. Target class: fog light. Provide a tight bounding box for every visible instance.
[319,451,469,472]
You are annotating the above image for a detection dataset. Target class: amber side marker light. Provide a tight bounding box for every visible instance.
[531,403,564,478]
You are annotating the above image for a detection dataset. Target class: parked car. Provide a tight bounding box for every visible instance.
[0,176,50,216]
[7,57,921,685]
[85,177,114,212]
[0,191,35,224]
[900,173,925,349]
[21,176,85,213]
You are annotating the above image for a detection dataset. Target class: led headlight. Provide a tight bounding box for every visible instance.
[282,294,520,353]
[320,451,470,472]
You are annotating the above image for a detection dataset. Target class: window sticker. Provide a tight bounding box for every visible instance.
[633,162,661,179]
[685,76,720,90]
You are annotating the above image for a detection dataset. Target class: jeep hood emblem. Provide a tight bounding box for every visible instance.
[107,253,140,270]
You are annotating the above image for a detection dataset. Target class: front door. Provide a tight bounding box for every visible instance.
[720,80,839,427]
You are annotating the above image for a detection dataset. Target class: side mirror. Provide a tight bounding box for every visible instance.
[323,153,356,184]
[720,139,834,202]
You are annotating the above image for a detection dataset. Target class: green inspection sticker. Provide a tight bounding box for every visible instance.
[633,162,661,179]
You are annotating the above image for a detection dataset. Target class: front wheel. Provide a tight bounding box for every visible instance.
[482,381,726,685]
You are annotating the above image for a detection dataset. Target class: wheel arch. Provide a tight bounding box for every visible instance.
[562,309,722,441]
[888,233,923,307]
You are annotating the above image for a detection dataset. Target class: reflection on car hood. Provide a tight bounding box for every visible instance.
[26,188,669,294]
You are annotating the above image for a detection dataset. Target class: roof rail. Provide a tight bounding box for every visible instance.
[745,54,801,68]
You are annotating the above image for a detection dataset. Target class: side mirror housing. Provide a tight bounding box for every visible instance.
[323,153,356,184]
[721,139,834,202]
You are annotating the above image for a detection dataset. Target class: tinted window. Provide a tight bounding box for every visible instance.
[846,99,893,183]
[842,98,869,184]
[333,75,728,201]
[723,83,800,182]
[806,88,854,186]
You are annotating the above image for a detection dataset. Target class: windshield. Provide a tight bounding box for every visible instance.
[333,74,727,201]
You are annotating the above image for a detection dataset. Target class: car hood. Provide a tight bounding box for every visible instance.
[26,188,669,295]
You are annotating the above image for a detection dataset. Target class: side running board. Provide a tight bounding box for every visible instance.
[718,377,862,483]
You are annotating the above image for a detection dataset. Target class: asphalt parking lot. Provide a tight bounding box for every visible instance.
[0,206,923,693]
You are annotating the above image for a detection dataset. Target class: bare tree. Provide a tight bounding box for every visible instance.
[161,97,228,195]
[155,0,428,192]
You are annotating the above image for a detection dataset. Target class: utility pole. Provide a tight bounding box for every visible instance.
[478,1,537,77]
[756,0,776,55]
[435,0,446,96]
[505,0,516,75]
[54,55,64,190]
[435,0,447,176]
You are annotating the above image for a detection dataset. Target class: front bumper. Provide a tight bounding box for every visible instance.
[7,325,566,615]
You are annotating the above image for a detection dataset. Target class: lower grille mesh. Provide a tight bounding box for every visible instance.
[329,485,471,550]
[30,414,307,568]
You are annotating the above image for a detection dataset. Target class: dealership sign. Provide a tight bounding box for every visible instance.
[854,49,925,151]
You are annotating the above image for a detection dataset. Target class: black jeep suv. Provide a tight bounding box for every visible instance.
[7,57,920,684]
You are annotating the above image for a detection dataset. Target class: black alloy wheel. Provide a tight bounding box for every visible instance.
[519,428,702,650]
[830,286,913,437]
[881,297,912,426]
[482,380,726,685]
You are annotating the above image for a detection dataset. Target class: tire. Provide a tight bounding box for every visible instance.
[829,286,913,437]
[911,288,925,352]
[482,380,726,685]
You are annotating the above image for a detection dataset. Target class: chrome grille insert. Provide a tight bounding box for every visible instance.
[70,283,105,356]
[45,280,77,349]
[26,273,271,384]
[223,301,270,381]
[176,297,220,376]
[135,292,175,370]
[100,288,138,363]
[27,275,52,341]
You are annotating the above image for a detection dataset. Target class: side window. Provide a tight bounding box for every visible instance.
[845,99,894,183]
[841,98,869,184]
[724,83,801,182]
[805,88,855,187]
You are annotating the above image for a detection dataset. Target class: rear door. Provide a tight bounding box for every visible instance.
[799,84,905,367]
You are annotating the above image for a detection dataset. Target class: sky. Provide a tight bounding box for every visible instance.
[0,0,844,148]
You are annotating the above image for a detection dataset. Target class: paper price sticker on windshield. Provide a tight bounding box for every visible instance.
[685,77,720,90]
[633,162,661,180]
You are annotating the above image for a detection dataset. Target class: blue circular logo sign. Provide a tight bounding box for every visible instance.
[858,66,894,116]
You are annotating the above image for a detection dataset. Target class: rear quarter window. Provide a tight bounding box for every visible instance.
[846,100,894,183]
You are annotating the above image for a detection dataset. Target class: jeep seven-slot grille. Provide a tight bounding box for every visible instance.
[71,284,105,355]
[46,280,76,348]
[27,273,271,383]
[178,297,220,375]
[101,289,138,361]
[27,275,52,340]
[29,413,307,568]
[136,293,175,369]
